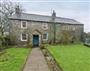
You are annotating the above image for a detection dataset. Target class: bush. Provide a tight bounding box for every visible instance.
[0,35,4,50]
[26,43,33,48]
[40,44,45,49]
[2,36,11,46]
[60,30,80,44]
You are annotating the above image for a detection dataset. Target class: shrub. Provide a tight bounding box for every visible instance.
[40,44,45,49]
[26,43,33,48]
[2,36,11,46]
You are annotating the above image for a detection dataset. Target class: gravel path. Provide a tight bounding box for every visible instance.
[23,48,50,71]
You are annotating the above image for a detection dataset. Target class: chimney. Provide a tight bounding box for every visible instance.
[52,10,56,21]
[15,5,21,14]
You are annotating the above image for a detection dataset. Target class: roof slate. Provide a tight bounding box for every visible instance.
[9,13,82,24]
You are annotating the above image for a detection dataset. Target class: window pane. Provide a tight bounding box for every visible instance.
[43,33,47,39]
[22,33,27,40]
[42,23,48,30]
[22,22,26,27]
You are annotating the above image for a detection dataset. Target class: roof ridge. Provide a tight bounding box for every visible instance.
[22,12,76,20]
[22,12,51,17]
[9,12,82,24]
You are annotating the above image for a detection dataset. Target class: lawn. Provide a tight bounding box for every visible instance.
[47,44,90,71]
[0,47,30,71]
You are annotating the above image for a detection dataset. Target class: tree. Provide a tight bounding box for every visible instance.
[0,0,14,36]
[0,0,23,47]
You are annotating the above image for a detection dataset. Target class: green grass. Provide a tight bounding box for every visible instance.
[0,47,30,71]
[47,44,90,71]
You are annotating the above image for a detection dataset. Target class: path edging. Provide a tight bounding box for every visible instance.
[41,48,63,71]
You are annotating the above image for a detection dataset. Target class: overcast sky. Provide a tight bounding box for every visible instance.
[1,0,90,32]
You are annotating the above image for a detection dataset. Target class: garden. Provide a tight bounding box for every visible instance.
[0,47,30,71]
[47,44,90,71]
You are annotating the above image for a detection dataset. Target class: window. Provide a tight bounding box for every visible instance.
[21,21,27,29]
[43,33,48,40]
[21,33,28,41]
[42,23,48,30]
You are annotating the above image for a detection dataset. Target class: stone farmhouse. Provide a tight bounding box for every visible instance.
[9,9,84,47]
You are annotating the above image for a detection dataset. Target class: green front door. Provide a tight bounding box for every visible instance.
[33,35,39,47]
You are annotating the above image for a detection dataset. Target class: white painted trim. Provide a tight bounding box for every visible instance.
[39,35,41,46]
[21,33,28,41]
[21,21,27,29]
[42,23,48,30]
[43,33,48,40]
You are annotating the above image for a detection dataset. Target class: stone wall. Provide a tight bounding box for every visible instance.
[10,19,84,45]
[10,20,49,45]
[60,24,84,42]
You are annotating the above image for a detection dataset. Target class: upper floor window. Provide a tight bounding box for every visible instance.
[21,21,27,29]
[21,33,28,41]
[42,23,48,30]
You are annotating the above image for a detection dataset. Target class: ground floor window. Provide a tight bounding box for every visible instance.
[21,33,28,41]
[43,33,48,40]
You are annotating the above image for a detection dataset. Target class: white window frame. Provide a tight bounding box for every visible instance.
[42,23,48,30]
[21,33,28,41]
[21,21,27,29]
[43,33,48,40]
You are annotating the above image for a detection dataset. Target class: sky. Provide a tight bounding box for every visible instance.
[1,0,90,32]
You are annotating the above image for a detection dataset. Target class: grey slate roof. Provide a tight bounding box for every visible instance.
[9,13,82,24]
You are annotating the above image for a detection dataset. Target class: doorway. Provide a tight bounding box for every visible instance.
[33,35,39,47]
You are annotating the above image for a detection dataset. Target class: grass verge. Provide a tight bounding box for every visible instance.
[47,44,90,71]
[0,47,31,71]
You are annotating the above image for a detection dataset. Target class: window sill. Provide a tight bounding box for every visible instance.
[21,40,27,41]
[43,39,48,41]
[21,27,27,29]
